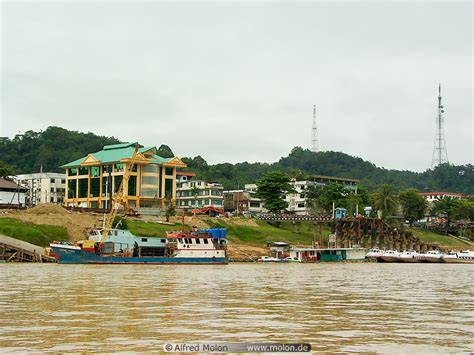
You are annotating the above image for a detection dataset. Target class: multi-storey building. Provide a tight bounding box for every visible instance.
[418,191,465,203]
[176,180,224,209]
[61,142,186,209]
[14,172,66,206]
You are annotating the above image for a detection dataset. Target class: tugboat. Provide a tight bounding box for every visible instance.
[50,145,228,265]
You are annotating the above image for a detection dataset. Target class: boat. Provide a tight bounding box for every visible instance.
[379,250,401,262]
[421,250,444,263]
[365,248,384,261]
[50,227,228,264]
[257,256,287,263]
[285,256,303,263]
[399,250,422,263]
[442,250,474,263]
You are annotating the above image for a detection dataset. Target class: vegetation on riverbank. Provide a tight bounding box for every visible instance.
[0,217,68,246]
[408,228,473,248]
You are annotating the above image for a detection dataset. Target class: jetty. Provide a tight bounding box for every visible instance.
[0,234,56,263]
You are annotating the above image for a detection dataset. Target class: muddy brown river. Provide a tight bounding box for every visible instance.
[0,263,472,353]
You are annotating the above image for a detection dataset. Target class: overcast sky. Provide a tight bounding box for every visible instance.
[1,1,472,171]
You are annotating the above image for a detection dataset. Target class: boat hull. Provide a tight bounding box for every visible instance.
[51,246,228,264]
[379,256,400,262]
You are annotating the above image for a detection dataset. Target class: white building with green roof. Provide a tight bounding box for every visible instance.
[61,142,186,209]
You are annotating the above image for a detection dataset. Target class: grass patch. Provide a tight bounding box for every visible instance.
[206,219,332,246]
[0,218,69,247]
[409,228,473,248]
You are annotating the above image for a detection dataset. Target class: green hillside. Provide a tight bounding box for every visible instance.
[1,126,472,193]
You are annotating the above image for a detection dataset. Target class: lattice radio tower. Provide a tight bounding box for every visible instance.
[431,84,449,168]
[311,104,318,153]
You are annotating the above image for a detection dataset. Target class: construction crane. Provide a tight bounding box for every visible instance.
[98,144,140,252]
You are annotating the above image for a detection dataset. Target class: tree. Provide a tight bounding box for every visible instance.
[157,144,174,158]
[0,161,15,177]
[305,183,348,214]
[255,171,295,213]
[164,194,176,222]
[430,197,458,234]
[398,189,428,226]
[370,184,398,219]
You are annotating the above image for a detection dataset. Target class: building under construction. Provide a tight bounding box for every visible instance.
[61,142,186,209]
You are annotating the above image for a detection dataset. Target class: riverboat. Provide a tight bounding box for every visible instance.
[257,256,287,263]
[50,227,228,264]
[421,250,444,263]
[399,250,422,263]
[379,250,401,262]
[442,250,474,263]
[365,248,384,261]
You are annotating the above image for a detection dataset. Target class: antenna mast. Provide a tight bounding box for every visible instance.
[311,104,318,153]
[431,83,449,168]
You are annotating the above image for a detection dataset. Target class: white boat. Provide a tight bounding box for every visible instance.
[421,250,444,263]
[442,250,474,263]
[365,248,384,261]
[380,250,401,262]
[257,256,286,263]
[399,250,422,263]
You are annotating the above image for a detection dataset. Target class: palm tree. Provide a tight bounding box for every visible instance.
[371,184,398,219]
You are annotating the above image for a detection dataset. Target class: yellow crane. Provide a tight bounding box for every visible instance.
[98,144,140,252]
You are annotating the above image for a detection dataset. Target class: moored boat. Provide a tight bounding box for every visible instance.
[365,248,384,261]
[50,227,228,264]
[399,250,422,263]
[442,250,474,264]
[421,250,444,263]
[379,250,401,262]
[257,256,287,263]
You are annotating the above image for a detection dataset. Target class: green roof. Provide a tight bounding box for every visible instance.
[61,143,162,168]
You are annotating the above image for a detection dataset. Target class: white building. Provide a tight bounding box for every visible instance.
[176,180,224,209]
[14,173,66,206]
[0,178,27,207]
[418,191,464,203]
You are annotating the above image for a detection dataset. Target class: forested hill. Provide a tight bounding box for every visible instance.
[183,147,473,194]
[0,127,122,173]
[0,127,472,194]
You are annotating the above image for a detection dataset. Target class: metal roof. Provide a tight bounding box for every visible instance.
[0,177,28,191]
[61,143,171,168]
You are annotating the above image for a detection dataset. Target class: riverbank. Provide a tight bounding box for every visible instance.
[0,205,472,259]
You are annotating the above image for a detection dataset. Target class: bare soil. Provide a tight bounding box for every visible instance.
[1,204,102,241]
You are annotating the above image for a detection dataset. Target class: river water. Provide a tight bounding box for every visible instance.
[0,263,473,353]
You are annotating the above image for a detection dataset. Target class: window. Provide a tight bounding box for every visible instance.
[50,178,55,183]
[128,176,137,196]
[79,167,89,175]
[61,179,66,184]
[78,178,88,198]
[203,239,209,244]
[114,163,124,172]
[114,176,123,193]
[68,179,77,198]
[102,165,112,174]
[196,239,201,244]
[161,239,166,243]
[50,187,55,193]
[165,167,173,175]
[90,178,100,197]
[68,168,78,176]
[141,238,148,242]
[91,166,100,177]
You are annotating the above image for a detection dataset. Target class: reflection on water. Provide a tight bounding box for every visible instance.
[0,263,473,352]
